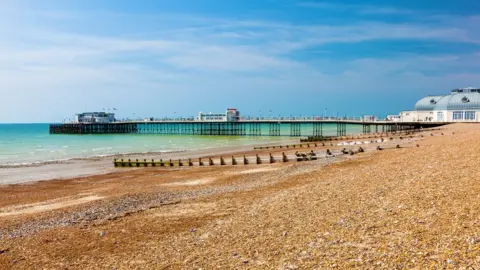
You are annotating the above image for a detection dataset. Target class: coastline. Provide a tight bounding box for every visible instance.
[2,124,479,268]
[0,137,298,185]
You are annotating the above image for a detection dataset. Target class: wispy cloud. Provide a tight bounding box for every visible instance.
[298,2,415,15]
[0,1,480,122]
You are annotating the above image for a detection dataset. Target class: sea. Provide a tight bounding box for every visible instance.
[0,123,362,166]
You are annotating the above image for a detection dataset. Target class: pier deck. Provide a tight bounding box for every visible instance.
[49,119,447,136]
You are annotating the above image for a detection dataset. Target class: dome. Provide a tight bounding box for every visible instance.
[444,92,480,110]
[413,95,444,111]
[414,92,480,111]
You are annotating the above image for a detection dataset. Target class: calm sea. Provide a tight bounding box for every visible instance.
[0,123,362,166]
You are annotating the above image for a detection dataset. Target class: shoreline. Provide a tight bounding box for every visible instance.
[3,124,480,268]
[0,138,298,185]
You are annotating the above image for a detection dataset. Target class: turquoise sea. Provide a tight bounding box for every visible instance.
[0,123,363,166]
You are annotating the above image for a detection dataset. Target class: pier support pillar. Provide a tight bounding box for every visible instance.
[336,123,346,137]
[313,122,323,137]
[290,123,301,136]
[269,123,280,136]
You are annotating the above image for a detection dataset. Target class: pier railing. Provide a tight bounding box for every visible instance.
[113,116,366,123]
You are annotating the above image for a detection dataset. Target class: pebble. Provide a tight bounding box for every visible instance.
[189,228,196,233]
[0,140,409,240]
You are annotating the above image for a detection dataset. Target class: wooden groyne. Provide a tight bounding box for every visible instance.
[112,141,419,168]
[114,151,324,168]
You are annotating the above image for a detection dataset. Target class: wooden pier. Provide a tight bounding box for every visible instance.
[49,120,446,137]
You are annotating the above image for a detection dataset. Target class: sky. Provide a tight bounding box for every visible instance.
[1,0,480,123]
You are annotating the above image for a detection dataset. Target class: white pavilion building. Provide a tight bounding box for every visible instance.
[400,87,480,122]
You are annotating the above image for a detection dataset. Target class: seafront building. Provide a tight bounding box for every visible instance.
[398,87,480,122]
[198,108,240,122]
[74,112,116,123]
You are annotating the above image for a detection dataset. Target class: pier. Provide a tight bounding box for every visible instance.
[49,119,446,136]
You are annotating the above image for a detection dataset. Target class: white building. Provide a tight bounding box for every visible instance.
[198,108,240,122]
[386,115,402,122]
[399,87,480,122]
[74,112,115,123]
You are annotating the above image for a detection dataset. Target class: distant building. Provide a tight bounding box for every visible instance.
[398,87,480,122]
[363,115,377,122]
[386,115,401,122]
[198,108,240,122]
[74,112,115,123]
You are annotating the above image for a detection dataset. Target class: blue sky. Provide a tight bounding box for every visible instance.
[1,0,479,122]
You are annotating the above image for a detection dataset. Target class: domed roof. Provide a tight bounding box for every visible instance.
[413,95,444,111]
[443,92,480,110]
[414,92,480,111]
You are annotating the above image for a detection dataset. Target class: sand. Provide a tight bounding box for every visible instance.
[0,140,297,185]
[1,124,479,269]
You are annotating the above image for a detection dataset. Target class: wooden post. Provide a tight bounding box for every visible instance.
[188,158,193,166]
[209,157,214,166]
[244,155,248,165]
[269,153,274,164]
[256,154,261,164]
[160,159,164,167]
[136,159,139,167]
[152,159,156,167]
[232,156,237,165]
[282,152,288,162]
[220,156,226,165]
[199,158,204,166]
[169,159,174,166]
[326,149,332,155]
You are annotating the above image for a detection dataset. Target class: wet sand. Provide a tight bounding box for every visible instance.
[1,124,479,269]
[0,139,298,185]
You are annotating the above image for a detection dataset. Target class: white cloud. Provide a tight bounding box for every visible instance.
[0,1,480,122]
[297,2,415,15]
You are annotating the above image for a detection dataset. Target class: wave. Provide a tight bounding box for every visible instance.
[0,149,187,168]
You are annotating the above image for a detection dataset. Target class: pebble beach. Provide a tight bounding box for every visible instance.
[0,123,479,269]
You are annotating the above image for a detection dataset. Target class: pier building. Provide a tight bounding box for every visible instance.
[198,108,240,122]
[399,87,480,122]
[75,112,115,123]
